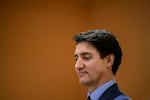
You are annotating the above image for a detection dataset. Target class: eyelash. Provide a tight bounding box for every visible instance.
[83,56,91,60]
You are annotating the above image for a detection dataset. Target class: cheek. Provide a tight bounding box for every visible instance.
[88,62,106,75]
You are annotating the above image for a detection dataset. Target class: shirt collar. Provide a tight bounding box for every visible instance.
[87,80,116,100]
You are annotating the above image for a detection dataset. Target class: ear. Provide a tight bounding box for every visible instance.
[106,54,114,69]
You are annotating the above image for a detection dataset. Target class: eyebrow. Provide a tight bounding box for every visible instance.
[74,52,92,57]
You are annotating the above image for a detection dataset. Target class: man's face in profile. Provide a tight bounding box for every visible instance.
[74,41,109,88]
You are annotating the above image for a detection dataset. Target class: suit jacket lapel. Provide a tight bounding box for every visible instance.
[98,84,123,100]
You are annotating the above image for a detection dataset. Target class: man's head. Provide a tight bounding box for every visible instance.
[73,30,122,90]
[73,29,122,75]
[73,29,122,91]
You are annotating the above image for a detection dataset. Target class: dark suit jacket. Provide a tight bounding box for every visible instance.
[98,83,129,100]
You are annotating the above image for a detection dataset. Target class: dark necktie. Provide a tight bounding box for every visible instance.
[87,96,91,100]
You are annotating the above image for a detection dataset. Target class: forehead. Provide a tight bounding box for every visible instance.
[74,42,98,55]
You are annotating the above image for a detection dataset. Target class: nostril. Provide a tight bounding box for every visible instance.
[75,58,85,69]
[75,63,84,69]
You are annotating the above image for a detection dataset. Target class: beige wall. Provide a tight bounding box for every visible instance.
[1,0,150,100]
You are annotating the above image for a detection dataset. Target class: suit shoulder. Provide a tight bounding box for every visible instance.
[114,95,132,100]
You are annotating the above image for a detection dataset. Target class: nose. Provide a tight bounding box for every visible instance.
[75,58,85,70]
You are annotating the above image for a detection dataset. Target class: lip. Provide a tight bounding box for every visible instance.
[78,71,88,77]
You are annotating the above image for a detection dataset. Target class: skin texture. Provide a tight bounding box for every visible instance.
[74,42,115,92]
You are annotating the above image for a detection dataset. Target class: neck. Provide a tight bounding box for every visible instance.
[88,73,115,92]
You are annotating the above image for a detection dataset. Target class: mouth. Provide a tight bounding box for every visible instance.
[78,71,88,77]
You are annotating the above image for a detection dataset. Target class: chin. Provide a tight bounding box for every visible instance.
[79,79,90,86]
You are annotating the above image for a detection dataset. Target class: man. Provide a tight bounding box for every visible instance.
[73,30,131,100]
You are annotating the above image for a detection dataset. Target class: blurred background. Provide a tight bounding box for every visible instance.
[1,0,150,100]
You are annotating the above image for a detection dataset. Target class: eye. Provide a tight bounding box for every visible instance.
[74,55,78,62]
[83,55,91,61]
